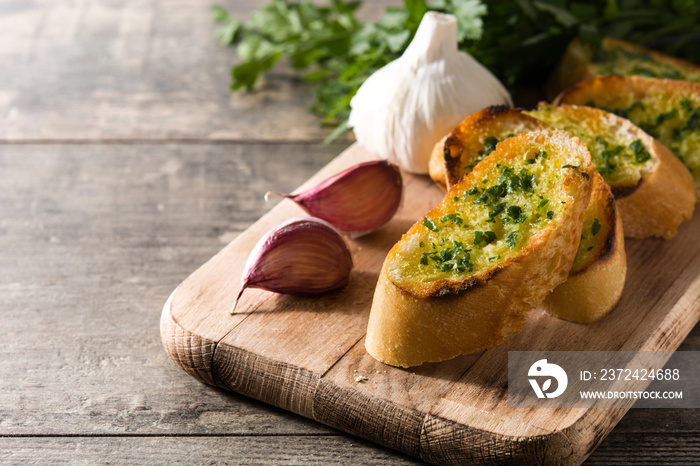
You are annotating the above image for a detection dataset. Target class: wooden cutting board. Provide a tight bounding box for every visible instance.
[160,143,700,465]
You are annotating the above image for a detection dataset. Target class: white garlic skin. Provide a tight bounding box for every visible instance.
[348,12,512,174]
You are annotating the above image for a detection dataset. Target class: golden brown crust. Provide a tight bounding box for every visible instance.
[542,172,627,323]
[428,106,547,190]
[572,172,617,273]
[554,75,700,109]
[552,76,700,106]
[555,75,699,206]
[541,210,626,324]
[366,130,594,367]
[545,37,700,99]
[432,101,694,238]
[536,102,695,238]
[615,138,695,238]
[428,135,449,191]
[603,38,700,78]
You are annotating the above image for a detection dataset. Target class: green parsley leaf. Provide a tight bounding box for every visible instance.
[506,231,518,249]
[422,217,439,231]
[216,0,700,138]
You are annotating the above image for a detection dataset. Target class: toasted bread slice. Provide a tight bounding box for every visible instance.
[429,107,626,323]
[366,130,594,367]
[542,171,626,323]
[527,103,694,238]
[556,75,700,201]
[432,104,694,238]
[546,37,700,99]
[428,106,547,190]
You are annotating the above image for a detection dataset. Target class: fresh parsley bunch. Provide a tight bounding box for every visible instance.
[213,0,486,135]
[214,0,700,136]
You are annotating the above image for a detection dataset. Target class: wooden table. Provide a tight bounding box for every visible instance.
[1,1,698,464]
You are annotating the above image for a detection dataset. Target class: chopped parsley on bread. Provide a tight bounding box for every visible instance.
[429,106,547,190]
[542,171,626,323]
[431,104,694,238]
[556,75,700,201]
[366,130,594,367]
[527,103,694,238]
[546,37,700,99]
[429,106,626,324]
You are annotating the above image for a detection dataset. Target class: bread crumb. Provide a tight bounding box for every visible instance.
[354,374,368,383]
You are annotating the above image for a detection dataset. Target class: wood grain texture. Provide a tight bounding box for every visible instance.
[164,143,700,465]
[587,433,700,465]
[0,142,345,437]
[0,0,400,143]
[0,141,420,465]
[0,436,423,465]
[3,433,700,465]
[0,0,318,142]
[2,0,699,463]
[161,292,220,387]
[0,138,698,463]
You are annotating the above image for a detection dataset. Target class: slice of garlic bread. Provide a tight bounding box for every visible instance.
[432,104,693,238]
[366,130,594,367]
[542,171,626,323]
[428,106,547,190]
[527,103,694,238]
[429,107,626,324]
[556,75,700,201]
[546,37,700,99]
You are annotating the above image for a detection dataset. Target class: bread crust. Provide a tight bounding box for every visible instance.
[555,75,700,203]
[546,37,700,99]
[428,135,450,190]
[542,172,626,323]
[534,103,695,238]
[432,103,694,238]
[616,137,695,238]
[554,75,700,109]
[428,106,547,190]
[366,130,594,367]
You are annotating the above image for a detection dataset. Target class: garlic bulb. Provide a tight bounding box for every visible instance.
[266,160,402,236]
[231,217,353,314]
[348,12,512,174]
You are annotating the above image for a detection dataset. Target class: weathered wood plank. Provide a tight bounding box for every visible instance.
[0,0,399,143]
[588,328,700,462]
[3,431,698,465]
[586,433,700,465]
[165,142,700,464]
[1,141,699,463]
[0,0,320,142]
[3,0,699,463]
[0,142,344,435]
[0,436,423,465]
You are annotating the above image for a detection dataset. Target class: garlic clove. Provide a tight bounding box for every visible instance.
[266,160,402,236]
[348,12,512,175]
[231,217,353,314]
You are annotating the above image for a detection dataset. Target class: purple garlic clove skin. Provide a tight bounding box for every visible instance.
[266,160,403,236]
[231,217,353,314]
